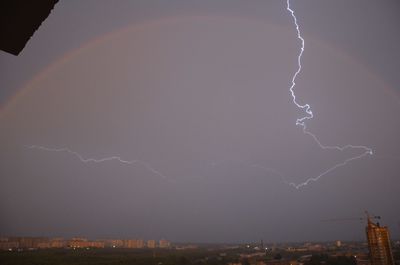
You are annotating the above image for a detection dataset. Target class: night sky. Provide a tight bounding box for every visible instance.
[1,0,399,243]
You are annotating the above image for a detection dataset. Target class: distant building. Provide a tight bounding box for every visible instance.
[123,239,134,248]
[13,237,49,249]
[37,242,51,249]
[147,240,156,248]
[123,239,145,249]
[0,241,19,250]
[336,240,342,248]
[366,217,394,265]
[159,239,170,248]
[305,244,324,251]
[69,238,104,248]
[136,239,144,248]
[104,239,124,248]
[50,238,66,248]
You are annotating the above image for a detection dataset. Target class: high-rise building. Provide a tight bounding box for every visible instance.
[136,239,144,248]
[335,240,341,248]
[123,239,145,249]
[159,239,170,248]
[147,240,156,248]
[366,217,394,265]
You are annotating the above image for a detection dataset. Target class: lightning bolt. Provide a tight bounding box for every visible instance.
[26,145,169,180]
[285,0,373,189]
[25,1,372,190]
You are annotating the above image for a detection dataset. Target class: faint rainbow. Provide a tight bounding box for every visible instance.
[0,15,187,113]
[1,14,399,115]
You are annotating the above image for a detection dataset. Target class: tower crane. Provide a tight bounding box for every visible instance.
[321,211,380,223]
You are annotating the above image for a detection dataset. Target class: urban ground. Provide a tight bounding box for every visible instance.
[1,242,399,265]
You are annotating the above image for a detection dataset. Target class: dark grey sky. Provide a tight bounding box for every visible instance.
[0,0,399,243]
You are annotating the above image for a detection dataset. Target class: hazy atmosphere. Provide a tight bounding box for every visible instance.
[1,0,399,243]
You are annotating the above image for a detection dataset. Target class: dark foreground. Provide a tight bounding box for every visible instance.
[1,248,234,265]
[0,247,372,265]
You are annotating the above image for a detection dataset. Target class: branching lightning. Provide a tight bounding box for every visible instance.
[285,0,373,189]
[26,145,168,180]
[25,1,372,190]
